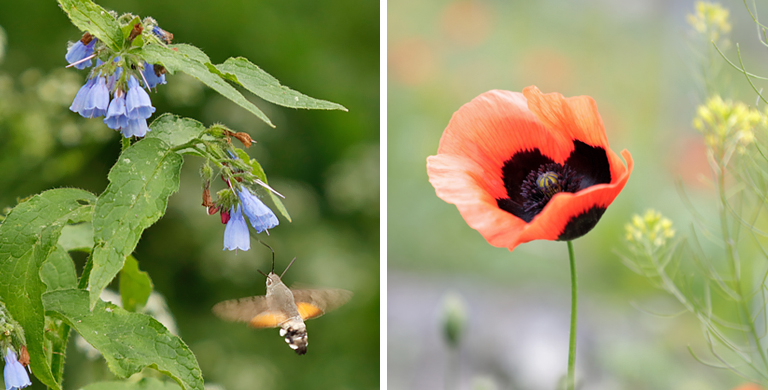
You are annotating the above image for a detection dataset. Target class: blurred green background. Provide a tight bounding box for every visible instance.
[0,0,379,389]
[388,0,768,389]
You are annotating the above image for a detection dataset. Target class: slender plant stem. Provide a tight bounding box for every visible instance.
[717,159,768,372]
[566,240,577,390]
[121,136,130,152]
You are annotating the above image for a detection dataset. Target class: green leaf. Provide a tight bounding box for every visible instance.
[216,57,347,111]
[146,114,207,148]
[43,289,203,390]
[0,188,96,390]
[57,0,123,51]
[88,139,182,309]
[58,222,94,252]
[41,245,78,291]
[234,149,291,222]
[120,255,152,312]
[39,245,77,383]
[139,44,274,127]
[168,44,211,64]
[81,378,182,390]
[121,16,141,41]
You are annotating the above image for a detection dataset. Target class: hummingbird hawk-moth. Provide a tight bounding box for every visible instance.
[212,247,352,355]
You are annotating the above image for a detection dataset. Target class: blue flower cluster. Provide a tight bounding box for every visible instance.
[3,348,31,390]
[65,31,167,138]
[223,188,279,251]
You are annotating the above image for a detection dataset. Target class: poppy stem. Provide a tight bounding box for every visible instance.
[566,240,577,390]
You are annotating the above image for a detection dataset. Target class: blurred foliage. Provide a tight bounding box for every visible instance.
[0,0,379,388]
[388,0,768,389]
[621,1,768,386]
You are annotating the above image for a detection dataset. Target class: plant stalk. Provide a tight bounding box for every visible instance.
[566,240,577,390]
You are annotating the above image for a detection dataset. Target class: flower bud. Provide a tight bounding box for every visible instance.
[220,209,230,224]
[202,187,214,208]
[440,292,468,349]
[128,23,143,42]
[80,32,94,45]
[233,132,253,148]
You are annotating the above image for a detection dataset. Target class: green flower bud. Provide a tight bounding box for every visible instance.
[440,292,467,349]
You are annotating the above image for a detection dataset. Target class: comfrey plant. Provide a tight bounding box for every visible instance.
[0,0,345,389]
[621,2,768,386]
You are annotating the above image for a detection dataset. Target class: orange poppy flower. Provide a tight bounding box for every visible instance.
[427,86,633,251]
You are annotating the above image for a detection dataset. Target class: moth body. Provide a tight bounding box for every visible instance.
[212,263,351,355]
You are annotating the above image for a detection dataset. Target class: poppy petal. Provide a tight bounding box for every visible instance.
[523,86,608,149]
[427,154,528,247]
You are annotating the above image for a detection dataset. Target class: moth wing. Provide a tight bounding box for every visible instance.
[291,288,353,320]
[212,296,288,328]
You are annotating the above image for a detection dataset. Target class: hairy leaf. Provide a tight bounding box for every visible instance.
[44,289,203,390]
[146,114,208,149]
[57,0,123,51]
[58,222,94,252]
[0,188,96,389]
[41,245,78,291]
[81,378,182,390]
[217,57,347,111]
[88,139,182,309]
[139,44,273,127]
[120,255,152,312]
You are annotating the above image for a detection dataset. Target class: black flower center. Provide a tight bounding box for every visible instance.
[519,163,582,216]
[495,140,611,223]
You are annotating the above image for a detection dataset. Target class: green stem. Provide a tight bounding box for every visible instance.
[717,161,768,372]
[566,240,577,390]
[121,136,131,152]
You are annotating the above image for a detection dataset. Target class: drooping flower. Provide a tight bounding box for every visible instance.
[426,86,632,251]
[237,188,279,233]
[104,90,128,130]
[65,34,96,70]
[125,75,156,120]
[143,63,166,89]
[79,76,109,118]
[223,205,250,251]
[3,348,31,390]
[69,76,97,114]
[123,117,150,138]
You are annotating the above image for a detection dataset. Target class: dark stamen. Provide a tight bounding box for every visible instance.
[519,163,582,217]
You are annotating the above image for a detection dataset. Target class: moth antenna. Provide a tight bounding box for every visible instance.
[281,257,297,279]
[257,269,268,278]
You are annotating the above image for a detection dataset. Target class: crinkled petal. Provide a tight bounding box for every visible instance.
[223,206,250,251]
[523,86,608,150]
[125,75,156,119]
[81,77,109,118]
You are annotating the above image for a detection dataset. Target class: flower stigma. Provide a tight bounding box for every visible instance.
[536,171,562,197]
